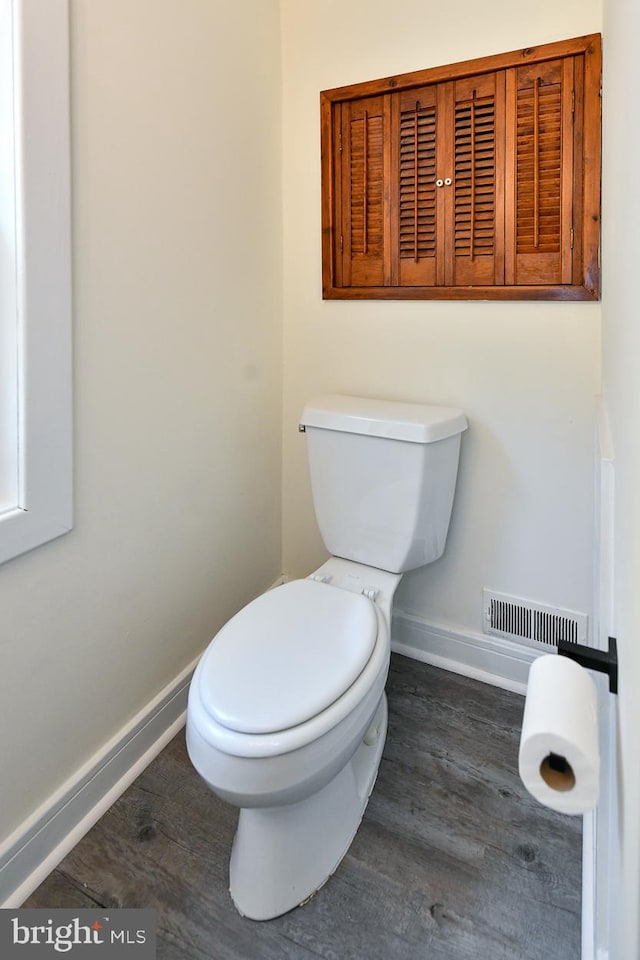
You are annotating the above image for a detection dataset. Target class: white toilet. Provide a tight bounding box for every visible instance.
[186,394,467,920]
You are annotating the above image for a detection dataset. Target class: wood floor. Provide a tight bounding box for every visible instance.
[25,655,582,959]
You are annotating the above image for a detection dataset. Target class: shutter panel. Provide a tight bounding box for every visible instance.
[507,58,574,284]
[394,86,439,286]
[341,96,388,286]
[450,73,504,285]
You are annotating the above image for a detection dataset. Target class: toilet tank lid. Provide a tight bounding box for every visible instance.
[301,395,468,444]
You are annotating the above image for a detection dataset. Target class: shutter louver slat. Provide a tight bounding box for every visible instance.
[399,101,437,262]
[516,80,562,254]
[350,114,384,256]
[454,93,496,260]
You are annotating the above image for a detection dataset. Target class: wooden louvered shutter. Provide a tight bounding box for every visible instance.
[506,58,574,285]
[322,34,600,300]
[391,86,439,286]
[340,95,389,286]
[449,73,505,285]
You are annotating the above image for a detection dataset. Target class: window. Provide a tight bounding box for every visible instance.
[0,0,72,565]
[321,34,601,300]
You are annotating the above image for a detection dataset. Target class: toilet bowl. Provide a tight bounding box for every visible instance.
[186,394,467,921]
[186,557,402,920]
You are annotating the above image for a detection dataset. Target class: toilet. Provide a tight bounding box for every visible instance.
[186,394,468,920]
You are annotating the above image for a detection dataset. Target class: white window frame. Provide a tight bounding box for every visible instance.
[0,0,72,565]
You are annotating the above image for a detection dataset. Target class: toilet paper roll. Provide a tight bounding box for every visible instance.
[518,653,599,815]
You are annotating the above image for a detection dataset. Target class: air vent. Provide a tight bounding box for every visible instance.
[483,589,588,647]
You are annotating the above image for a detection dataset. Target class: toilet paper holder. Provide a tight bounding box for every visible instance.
[557,635,618,695]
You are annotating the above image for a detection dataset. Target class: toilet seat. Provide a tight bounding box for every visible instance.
[197,579,378,735]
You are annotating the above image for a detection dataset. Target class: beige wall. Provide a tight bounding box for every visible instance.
[0,0,282,841]
[601,0,640,953]
[281,1,602,636]
[7,3,635,942]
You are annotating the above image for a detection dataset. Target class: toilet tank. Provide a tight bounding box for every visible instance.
[300,395,468,574]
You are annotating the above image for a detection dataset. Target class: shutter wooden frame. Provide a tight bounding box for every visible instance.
[320,34,601,301]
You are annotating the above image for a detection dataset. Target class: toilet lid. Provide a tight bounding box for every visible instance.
[197,579,378,735]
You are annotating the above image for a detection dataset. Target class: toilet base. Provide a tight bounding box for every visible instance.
[228,694,388,921]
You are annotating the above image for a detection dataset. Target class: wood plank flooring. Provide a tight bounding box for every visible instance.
[25,655,582,959]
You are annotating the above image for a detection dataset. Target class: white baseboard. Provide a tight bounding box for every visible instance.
[0,655,200,908]
[391,609,537,694]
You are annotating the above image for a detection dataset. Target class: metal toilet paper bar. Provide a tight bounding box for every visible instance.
[557,635,618,694]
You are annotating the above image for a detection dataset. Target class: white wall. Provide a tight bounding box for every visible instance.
[601,0,640,954]
[281,1,602,639]
[0,0,282,843]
